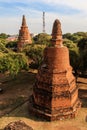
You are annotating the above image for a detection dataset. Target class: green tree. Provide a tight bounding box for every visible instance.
[0,52,28,76]
[74,32,87,37]
[23,44,46,69]
[78,38,87,51]
[6,41,17,48]
[69,48,80,76]
[63,33,72,39]
[63,38,76,49]
[63,38,80,77]
[0,33,9,39]
[33,33,51,45]
[63,32,86,43]
[0,38,7,45]
[78,38,87,75]
[6,41,17,52]
[0,43,9,53]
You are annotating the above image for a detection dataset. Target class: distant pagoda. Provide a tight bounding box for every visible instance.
[30,19,81,121]
[17,15,32,51]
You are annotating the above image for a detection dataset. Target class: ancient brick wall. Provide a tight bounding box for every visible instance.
[30,19,81,121]
[17,15,32,51]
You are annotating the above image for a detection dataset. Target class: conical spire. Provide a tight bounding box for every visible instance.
[51,19,63,46]
[17,15,32,51]
[22,15,27,26]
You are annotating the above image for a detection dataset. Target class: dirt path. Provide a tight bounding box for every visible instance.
[0,72,35,117]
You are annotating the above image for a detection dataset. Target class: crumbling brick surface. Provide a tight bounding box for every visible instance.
[4,120,33,130]
[17,15,32,51]
[30,19,81,121]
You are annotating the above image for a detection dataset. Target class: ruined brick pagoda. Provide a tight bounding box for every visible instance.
[17,15,32,51]
[30,19,81,121]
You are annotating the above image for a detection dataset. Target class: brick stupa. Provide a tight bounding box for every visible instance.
[30,19,81,121]
[17,15,32,51]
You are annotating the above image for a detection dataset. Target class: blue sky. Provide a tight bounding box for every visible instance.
[0,0,87,34]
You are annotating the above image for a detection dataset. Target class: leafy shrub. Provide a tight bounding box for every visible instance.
[33,33,51,45]
[0,52,29,76]
[23,44,46,69]
[6,41,17,48]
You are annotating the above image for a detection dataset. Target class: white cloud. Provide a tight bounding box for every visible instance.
[0,0,87,34]
[0,0,87,11]
[0,17,20,34]
[45,11,87,34]
[41,0,87,12]
[0,10,87,35]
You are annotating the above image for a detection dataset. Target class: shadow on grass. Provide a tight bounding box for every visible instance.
[4,94,87,123]
[80,98,87,108]
[6,96,48,122]
[78,89,87,108]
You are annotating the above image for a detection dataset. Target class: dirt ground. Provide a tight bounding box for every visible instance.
[0,71,87,130]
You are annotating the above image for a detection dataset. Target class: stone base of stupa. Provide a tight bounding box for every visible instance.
[29,96,81,121]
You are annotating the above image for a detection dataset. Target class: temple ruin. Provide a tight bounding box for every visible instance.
[30,19,81,121]
[17,15,32,51]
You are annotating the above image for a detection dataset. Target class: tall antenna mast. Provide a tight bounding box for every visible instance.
[43,12,45,33]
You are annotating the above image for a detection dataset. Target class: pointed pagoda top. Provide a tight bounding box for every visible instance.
[52,19,62,36]
[22,15,27,26]
[51,19,63,46]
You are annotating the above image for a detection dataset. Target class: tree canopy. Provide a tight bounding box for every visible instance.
[0,31,87,76]
[33,33,51,45]
[0,39,28,76]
